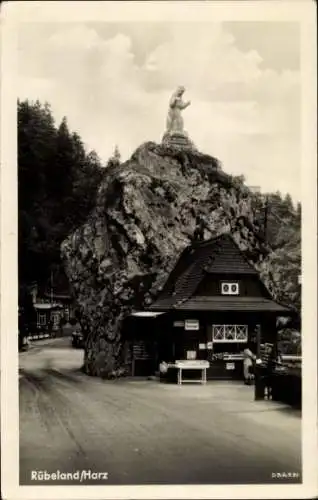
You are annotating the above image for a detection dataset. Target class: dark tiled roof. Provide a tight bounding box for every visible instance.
[152,233,258,309]
[204,236,258,275]
[150,296,291,313]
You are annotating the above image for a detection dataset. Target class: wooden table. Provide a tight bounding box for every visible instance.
[167,361,210,385]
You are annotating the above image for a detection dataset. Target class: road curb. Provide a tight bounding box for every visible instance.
[27,333,51,341]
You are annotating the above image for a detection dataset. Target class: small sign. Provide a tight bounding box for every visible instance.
[185,319,199,331]
[207,342,213,350]
[186,351,197,360]
[199,343,206,350]
[173,321,184,328]
[226,362,235,370]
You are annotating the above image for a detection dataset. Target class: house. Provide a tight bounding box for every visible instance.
[123,233,296,379]
[42,291,75,324]
[34,302,64,331]
[28,272,76,332]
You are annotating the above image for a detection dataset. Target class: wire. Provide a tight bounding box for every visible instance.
[270,211,286,226]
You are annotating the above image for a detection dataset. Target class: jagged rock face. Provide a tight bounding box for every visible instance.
[61,142,287,377]
[258,238,301,313]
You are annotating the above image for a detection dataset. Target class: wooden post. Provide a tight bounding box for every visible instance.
[177,368,182,385]
[131,343,135,377]
[254,323,264,400]
[256,323,261,358]
[263,196,269,242]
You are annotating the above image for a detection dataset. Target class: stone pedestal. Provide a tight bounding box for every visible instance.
[162,131,196,151]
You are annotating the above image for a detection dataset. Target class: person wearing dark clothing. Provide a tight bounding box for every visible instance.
[263,344,280,399]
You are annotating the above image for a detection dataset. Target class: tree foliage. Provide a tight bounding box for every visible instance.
[254,191,301,312]
[18,99,104,293]
[219,185,301,312]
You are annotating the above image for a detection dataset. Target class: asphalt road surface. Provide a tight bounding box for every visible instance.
[19,337,302,485]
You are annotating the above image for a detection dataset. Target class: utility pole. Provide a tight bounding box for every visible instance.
[254,324,265,400]
[253,195,270,401]
[50,270,53,304]
[263,195,269,242]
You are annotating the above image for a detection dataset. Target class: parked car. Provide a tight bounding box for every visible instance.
[71,328,84,348]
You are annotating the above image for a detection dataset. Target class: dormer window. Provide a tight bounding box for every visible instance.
[221,282,239,295]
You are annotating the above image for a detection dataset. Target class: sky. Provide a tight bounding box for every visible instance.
[17,21,301,200]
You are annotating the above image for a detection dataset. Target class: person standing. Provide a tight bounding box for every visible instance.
[264,343,280,399]
[243,342,257,385]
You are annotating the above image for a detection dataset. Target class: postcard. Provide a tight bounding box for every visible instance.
[1,1,317,499]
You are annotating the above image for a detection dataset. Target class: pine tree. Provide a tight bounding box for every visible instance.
[113,145,121,163]
[18,99,103,292]
[107,145,121,167]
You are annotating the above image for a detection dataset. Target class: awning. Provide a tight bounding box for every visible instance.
[130,311,165,318]
[34,303,63,310]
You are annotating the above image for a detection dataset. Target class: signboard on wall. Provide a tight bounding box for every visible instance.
[226,362,235,370]
[186,351,197,360]
[173,321,184,328]
[185,319,199,331]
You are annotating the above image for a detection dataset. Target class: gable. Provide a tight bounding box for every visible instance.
[154,233,262,308]
[194,273,271,299]
[149,230,292,313]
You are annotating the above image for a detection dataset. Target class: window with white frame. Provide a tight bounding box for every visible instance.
[212,325,248,342]
[221,282,239,295]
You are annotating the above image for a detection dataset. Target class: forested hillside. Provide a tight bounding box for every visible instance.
[250,191,301,312]
[18,100,104,305]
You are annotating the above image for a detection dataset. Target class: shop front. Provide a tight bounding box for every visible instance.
[124,233,296,382]
[150,310,279,381]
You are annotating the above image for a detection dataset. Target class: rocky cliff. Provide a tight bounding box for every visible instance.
[61,141,299,377]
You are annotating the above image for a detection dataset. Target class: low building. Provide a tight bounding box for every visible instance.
[42,292,75,323]
[34,302,64,331]
[123,233,296,379]
[29,275,76,332]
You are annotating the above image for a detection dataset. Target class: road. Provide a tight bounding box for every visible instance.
[19,337,302,485]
